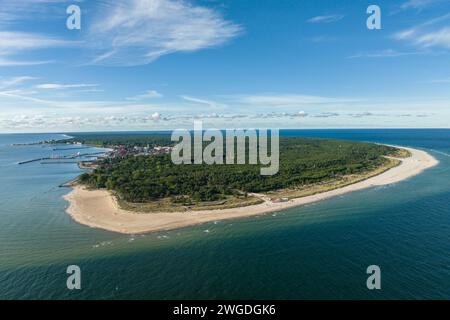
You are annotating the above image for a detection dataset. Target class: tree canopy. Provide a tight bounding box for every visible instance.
[79,136,401,204]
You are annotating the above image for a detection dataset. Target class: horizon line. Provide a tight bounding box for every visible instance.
[2,127,450,135]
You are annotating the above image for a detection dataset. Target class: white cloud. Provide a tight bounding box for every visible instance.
[395,26,450,49]
[0,107,445,132]
[181,95,223,107]
[0,0,76,24]
[35,83,99,90]
[400,0,445,10]
[127,90,163,100]
[393,13,450,49]
[0,31,72,52]
[415,27,450,48]
[312,112,340,118]
[150,112,161,120]
[348,49,426,58]
[394,29,417,40]
[0,76,36,89]
[0,31,78,66]
[0,90,55,105]
[89,0,242,66]
[238,94,356,106]
[0,58,52,67]
[307,14,344,24]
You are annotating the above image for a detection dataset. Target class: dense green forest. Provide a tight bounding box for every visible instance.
[59,133,173,147]
[78,136,403,204]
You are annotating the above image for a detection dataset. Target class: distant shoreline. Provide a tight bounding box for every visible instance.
[64,146,439,234]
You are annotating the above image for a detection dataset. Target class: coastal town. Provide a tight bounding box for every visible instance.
[107,144,173,158]
[13,138,174,169]
[78,144,174,169]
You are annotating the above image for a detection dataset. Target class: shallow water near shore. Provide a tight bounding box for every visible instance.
[0,129,449,299]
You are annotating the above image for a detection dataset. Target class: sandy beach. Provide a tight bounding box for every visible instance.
[64,147,439,234]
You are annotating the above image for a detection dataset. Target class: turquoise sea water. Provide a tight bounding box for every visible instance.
[0,129,449,300]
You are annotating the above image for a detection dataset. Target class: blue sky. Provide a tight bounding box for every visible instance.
[1,0,450,132]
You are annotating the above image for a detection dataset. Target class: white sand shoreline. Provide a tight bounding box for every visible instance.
[64,147,439,234]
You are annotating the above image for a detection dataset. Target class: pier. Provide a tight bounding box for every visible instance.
[40,161,79,164]
[18,158,47,165]
[52,147,90,151]
[18,152,106,165]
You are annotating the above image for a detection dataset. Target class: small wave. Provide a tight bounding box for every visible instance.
[429,149,450,157]
[373,185,392,190]
[92,240,113,248]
